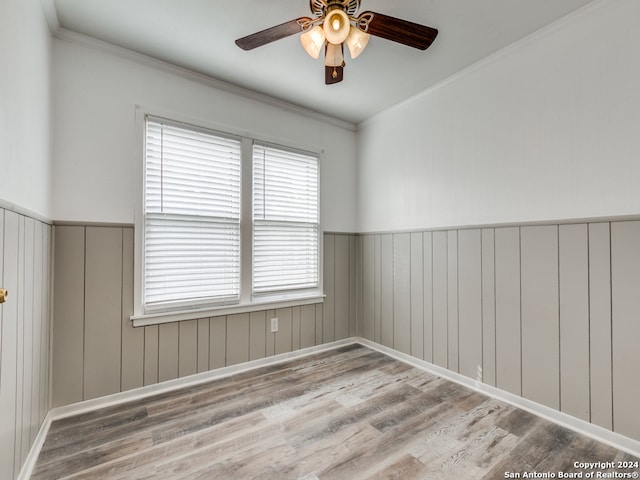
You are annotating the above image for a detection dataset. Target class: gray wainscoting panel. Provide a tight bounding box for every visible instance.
[315,303,323,347]
[143,325,159,386]
[458,229,482,382]
[267,308,278,355]
[361,235,375,341]
[355,235,363,338]
[393,233,411,355]
[226,313,250,366]
[84,227,123,400]
[1,211,20,476]
[322,235,357,344]
[158,322,179,382]
[481,228,497,387]
[300,304,316,349]
[52,226,85,406]
[422,232,434,364]
[0,210,3,368]
[13,214,25,475]
[266,309,276,356]
[374,235,382,344]
[355,218,640,444]
[267,309,278,357]
[292,306,301,351]
[197,318,210,372]
[334,235,350,341]
[410,232,424,359]
[323,234,335,343]
[610,221,640,440]
[0,209,52,479]
[274,308,293,355]
[447,231,459,372]
[380,234,394,348]
[588,222,613,430]
[31,222,43,442]
[21,218,34,462]
[494,227,522,396]
[249,311,267,361]
[349,236,357,338]
[121,228,143,391]
[520,225,560,410]
[178,320,198,378]
[209,316,226,369]
[51,229,354,408]
[432,231,448,368]
[41,224,52,434]
[559,224,590,421]
[48,221,640,447]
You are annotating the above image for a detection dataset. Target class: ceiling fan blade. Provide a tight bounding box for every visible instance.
[359,11,438,50]
[325,66,344,85]
[235,17,313,51]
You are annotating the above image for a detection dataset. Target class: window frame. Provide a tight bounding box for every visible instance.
[132,107,323,326]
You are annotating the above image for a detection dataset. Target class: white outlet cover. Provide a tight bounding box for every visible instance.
[270,317,278,333]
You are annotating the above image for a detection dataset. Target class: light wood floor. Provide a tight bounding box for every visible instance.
[32,344,639,479]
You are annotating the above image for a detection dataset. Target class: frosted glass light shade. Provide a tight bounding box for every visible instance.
[346,26,370,59]
[323,9,350,44]
[300,25,326,59]
[324,42,343,67]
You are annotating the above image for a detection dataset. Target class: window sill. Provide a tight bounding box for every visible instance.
[130,295,325,327]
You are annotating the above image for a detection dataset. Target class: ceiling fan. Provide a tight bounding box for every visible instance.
[235,0,438,85]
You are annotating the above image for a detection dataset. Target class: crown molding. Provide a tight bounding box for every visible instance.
[39,0,60,34]
[54,28,357,132]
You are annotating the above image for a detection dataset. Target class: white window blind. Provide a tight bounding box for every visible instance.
[144,117,241,310]
[252,144,319,296]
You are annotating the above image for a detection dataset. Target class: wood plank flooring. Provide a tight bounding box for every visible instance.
[32,344,639,479]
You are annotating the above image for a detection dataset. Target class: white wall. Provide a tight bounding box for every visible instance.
[357,0,640,233]
[0,0,53,218]
[52,34,358,232]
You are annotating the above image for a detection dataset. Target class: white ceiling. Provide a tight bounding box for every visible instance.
[52,0,597,124]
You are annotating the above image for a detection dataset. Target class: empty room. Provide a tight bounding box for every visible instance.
[1,0,640,478]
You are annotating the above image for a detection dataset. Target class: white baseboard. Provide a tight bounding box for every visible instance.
[49,338,357,422]
[20,337,640,478]
[358,338,640,459]
[18,411,53,480]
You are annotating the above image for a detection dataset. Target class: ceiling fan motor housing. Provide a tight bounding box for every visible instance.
[311,0,361,19]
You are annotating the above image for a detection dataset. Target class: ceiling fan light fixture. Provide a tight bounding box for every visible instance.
[323,8,350,44]
[346,26,370,59]
[324,42,344,67]
[300,25,326,59]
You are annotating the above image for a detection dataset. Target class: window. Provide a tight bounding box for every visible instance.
[144,118,242,311]
[253,144,319,298]
[139,115,321,318]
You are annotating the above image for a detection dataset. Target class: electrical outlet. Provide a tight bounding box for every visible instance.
[270,317,278,333]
